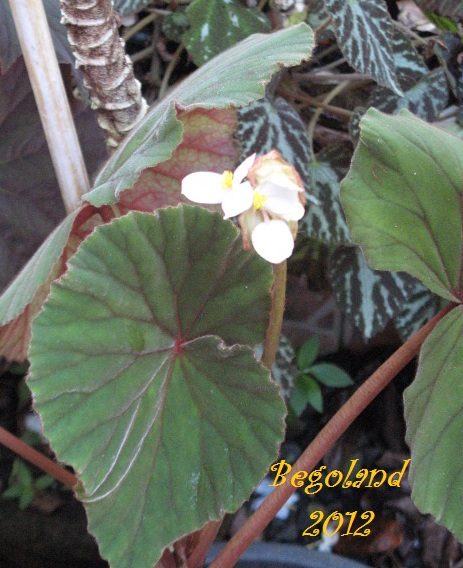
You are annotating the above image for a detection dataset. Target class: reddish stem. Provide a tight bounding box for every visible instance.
[209,303,455,568]
[187,520,222,568]
[0,426,77,488]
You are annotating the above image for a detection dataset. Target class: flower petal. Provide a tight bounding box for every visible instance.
[232,153,256,186]
[261,182,305,221]
[181,172,224,204]
[251,220,294,264]
[222,182,254,218]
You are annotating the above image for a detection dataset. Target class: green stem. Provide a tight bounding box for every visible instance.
[209,302,455,568]
[261,261,287,370]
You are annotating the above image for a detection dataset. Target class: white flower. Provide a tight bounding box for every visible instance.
[251,219,295,264]
[181,150,313,264]
[181,154,255,217]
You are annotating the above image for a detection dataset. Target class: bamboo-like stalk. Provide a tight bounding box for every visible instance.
[60,0,148,150]
[8,0,90,215]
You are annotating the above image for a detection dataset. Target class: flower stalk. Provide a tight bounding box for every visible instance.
[261,261,287,370]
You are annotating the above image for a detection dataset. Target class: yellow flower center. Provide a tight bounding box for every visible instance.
[221,170,233,189]
[253,190,267,210]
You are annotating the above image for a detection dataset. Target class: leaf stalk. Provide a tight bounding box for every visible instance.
[209,302,455,568]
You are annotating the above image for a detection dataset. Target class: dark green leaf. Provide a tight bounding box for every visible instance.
[404,306,463,543]
[290,374,323,415]
[341,108,463,302]
[324,0,403,95]
[162,12,190,42]
[305,376,323,413]
[296,336,319,371]
[29,206,284,568]
[310,363,353,387]
[85,24,315,206]
[328,246,416,338]
[236,97,312,190]
[182,0,271,66]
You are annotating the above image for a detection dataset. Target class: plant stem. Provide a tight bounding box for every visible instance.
[308,80,351,161]
[261,261,287,370]
[8,0,90,214]
[187,521,222,568]
[158,43,184,100]
[122,12,157,42]
[209,302,455,568]
[0,426,77,488]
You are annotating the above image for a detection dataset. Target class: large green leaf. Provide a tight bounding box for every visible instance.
[341,108,463,302]
[324,0,403,95]
[86,23,315,206]
[404,305,463,541]
[182,0,271,66]
[29,206,284,568]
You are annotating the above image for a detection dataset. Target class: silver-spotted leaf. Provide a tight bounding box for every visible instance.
[370,68,449,121]
[182,0,271,66]
[29,206,285,568]
[394,280,440,341]
[300,142,352,245]
[328,246,415,338]
[236,97,312,189]
[391,27,428,87]
[324,0,403,95]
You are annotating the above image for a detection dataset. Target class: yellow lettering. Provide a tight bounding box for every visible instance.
[325,470,343,488]
[342,459,359,488]
[352,469,369,488]
[291,470,308,488]
[365,469,387,488]
[304,466,326,495]
[388,459,411,487]
[270,460,292,486]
